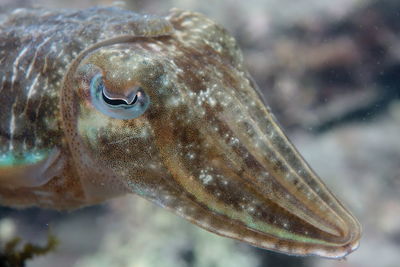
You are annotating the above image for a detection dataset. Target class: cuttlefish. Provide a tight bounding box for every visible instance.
[0,6,361,258]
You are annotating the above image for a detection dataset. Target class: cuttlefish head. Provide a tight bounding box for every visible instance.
[61,9,360,258]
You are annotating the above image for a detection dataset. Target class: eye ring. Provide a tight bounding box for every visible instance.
[90,73,150,120]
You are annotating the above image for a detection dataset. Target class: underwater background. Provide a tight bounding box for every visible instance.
[0,0,399,266]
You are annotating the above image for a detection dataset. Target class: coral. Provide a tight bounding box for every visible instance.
[0,233,58,267]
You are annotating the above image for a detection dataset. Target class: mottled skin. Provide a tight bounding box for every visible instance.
[0,6,361,258]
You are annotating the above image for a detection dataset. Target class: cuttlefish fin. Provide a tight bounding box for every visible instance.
[0,148,64,189]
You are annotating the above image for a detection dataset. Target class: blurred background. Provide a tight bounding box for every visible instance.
[0,0,399,266]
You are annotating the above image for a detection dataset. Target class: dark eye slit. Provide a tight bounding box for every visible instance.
[102,92,138,106]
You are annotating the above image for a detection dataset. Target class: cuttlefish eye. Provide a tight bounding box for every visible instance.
[90,73,150,120]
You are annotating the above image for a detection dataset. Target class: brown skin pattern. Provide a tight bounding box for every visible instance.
[0,6,360,258]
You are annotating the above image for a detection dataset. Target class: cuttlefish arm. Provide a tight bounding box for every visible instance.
[60,9,361,258]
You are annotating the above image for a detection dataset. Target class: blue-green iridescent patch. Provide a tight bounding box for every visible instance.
[0,151,49,167]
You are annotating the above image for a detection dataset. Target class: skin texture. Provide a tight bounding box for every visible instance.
[0,6,361,258]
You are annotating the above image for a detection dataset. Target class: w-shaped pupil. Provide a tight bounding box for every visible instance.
[102,91,138,106]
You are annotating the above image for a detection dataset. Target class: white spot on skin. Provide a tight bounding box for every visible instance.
[186,152,196,160]
[176,207,184,214]
[229,137,239,146]
[199,169,213,185]
[148,163,158,170]
[196,88,216,107]
[147,43,162,52]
